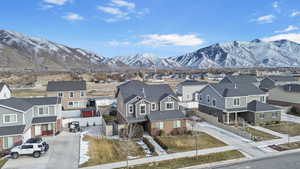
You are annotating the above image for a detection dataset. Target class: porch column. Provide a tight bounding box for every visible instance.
[227,113,230,125]
[235,112,238,125]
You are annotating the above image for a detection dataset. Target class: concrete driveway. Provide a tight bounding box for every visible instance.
[3,132,80,169]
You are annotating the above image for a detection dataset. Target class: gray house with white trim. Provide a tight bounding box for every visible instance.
[197,83,282,125]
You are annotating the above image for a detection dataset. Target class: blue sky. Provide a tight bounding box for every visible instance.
[1,0,300,57]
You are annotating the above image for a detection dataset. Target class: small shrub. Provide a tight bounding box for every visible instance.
[154,136,168,150]
[159,130,166,137]
[170,128,186,136]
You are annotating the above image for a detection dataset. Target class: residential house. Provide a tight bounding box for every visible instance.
[219,75,259,86]
[0,97,61,150]
[176,80,208,102]
[259,76,299,91]
[268,84,300,109]
[115,80,186,136]
[197,83,282,125]
[46,81,87,110]
[0,83,11,100]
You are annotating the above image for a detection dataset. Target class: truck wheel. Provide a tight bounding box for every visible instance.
[33,151,41,158]
[11,152,19,159]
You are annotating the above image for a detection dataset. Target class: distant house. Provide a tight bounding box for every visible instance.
[259,76,299,90]
[0,97,61,150]
[197,83,282,125]
[268,84,300,109]
[0,83,11,99]
[176,80,208,102]
[219,75,258,86]
[116,80,186,136]
[46,81,87,110]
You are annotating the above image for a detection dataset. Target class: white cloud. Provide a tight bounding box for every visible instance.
[291,11,300,17]
[272,1,279,9]
[63,13,84,21]
[98,6,126,16]
[110,0,135,10]
[275,25,298,33]
[105,40,130,46]
[262,33,300,43]
[139,34,204,47]
[43,0,69,5]
[255,15,275,23]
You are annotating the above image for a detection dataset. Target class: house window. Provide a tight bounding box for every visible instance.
[233,98,240,106]
[80,91,85,97]
[3,137,14,149]
[173,120,181,128]
[260,96,265,103]
[166,102,174,110]
[151,103,156,111]
[259,113,265,119]
[207,95,210,103]
[38,107,49,115]
[199,94,202,101]
[212,99,216,107]
[49,106,55,114]
[272,112,277,118]
[68,102,73,106]
[69,92,74,98]
[3,114,17,123]
[129,105,133,113]
[140,104,146,115]
[73,101,79,108]
[58,92,63,97]
[157,122,164,129]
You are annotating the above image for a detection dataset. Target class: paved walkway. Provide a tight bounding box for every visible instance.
[248,125,287,138]
[281,113,300,124]
[83,146,236,169]
[143,135,167,155]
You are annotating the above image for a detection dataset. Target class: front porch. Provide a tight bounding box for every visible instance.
[221,111,249,125]
[32,122,57,137]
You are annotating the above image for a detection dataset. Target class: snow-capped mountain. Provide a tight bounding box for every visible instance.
[0,29,120,71]
[173,39,300,68]
[116,53,182,69]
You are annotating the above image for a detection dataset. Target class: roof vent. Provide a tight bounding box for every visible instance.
[234,83,237,89]
[142,88,146,98]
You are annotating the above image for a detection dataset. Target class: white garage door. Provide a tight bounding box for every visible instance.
[35,125,41,136]
[23,127,32,141]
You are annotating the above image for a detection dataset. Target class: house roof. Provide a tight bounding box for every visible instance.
[0,98,33,112]
[32,116,57,124]
[210,83,265,97]
[147,110,186,122]
[222,75,258,84]
[118,80,176,103]
[267,76,297,82]
[126,116,148,123]
[21,97,61,106]
[247,100,281,112]
[279,84,300,93]
[0,82,10,92]
[46,80,86,92]
[0,125,25,136]
[178,80,208,86]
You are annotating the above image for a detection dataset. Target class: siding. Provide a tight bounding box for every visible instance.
[182,85,206,102]
[225,96,247,109]
[199,86,225,110]
[160,96,179,111]
[254,111,281,123]
[0,106,24,126]
[47,90,87,110]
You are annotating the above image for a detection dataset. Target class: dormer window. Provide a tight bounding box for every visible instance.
[151,103,156,111]
[233,98,240,106]
[129,104,133,113]
[140,104,146,115]
[166,102,174,110]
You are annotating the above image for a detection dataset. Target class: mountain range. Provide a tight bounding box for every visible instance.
[0,29,300,71]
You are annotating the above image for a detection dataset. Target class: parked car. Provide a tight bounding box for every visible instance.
[26,138,49,152]
[68,121,81,133]
[10,143,45,159]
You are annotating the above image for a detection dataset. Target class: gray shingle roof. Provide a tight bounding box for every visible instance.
[179,80,208,86]
[47,80,86,92]
[118,80,176,103]
[147,110,186,122]
[126,116,148,123]
[0,98,33,112]
[280,84,300,93]
[22,97,61,106]
[247,100,281,112]
[267,76,297,82]
[210,83,265,97]
[0,125,25,136]
[222,75,258,84]
[32,116,57,124]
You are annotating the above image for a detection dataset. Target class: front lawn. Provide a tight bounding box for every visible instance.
[245,127,280,141]
[80,136,145,167]
[276,141,300,151]
[261,121,300,137]
[0,158,7,169]
[155,132,227,153]
[118,150,244,169]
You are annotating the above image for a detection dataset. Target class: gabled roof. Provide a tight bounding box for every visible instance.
[221,75,257,84]
[279,84,300,93]
[0,82,10,92]
[117,80,176,103]
[22,97,61,106]
[47,80,86,92]
[0,125,25,136]
[247,100,281,112]
[267,75,297,82]
[178,80,208,86]
[147,110,186,122]
[209,83,265,97]
[32,116,57,124]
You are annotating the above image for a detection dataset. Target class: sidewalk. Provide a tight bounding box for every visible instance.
[281,113,300,124]
[82,146,236,169]
[143,135,167,155]
[248,125,287,138]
